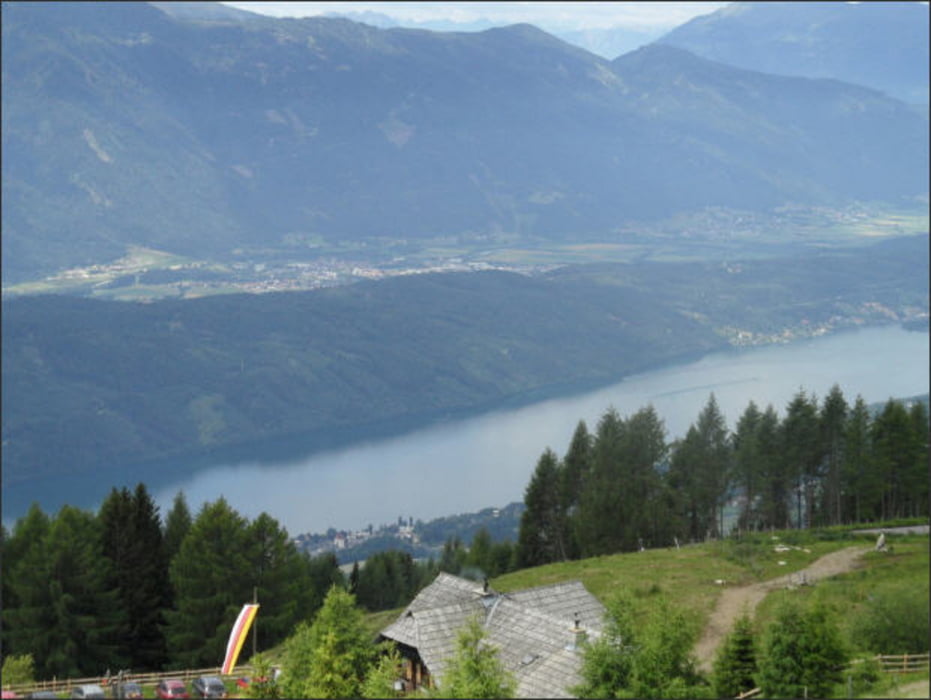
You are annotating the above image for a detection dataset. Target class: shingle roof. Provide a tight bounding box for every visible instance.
[379,573,605,698]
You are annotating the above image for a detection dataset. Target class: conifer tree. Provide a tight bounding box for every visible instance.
[818,385,848,526]
[843,395,875,522]
[517,448,567,567]
[712,613,757,698]
[2,504,53,671]
[757,405,789,529]
[162,490,192,564]
[871,400,914,520]
[781,390,821,528]
[574,591,638,698]
[560,420,592,558]
[43,506,128,677]
[576,407,626,556]
[247,512,306,652]
[439,615,516,699]
[164,497,252,668]
[466,527,494,576]
[732,401,762,531]
[281,586,376,699]
[99,484,171,670]
[758,600,846,699]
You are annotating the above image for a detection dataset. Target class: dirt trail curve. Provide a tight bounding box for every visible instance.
[692,545,870,672]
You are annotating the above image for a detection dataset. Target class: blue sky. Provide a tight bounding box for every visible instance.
[221,2,729,31]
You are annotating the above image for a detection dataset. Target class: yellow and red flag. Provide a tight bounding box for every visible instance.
[222,603,259,675]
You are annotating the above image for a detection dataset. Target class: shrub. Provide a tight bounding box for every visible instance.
[850,582,930,654]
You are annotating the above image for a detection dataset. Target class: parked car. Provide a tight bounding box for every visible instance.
[25,693,58,699]
[190,677,227,699]
[109,681,143,700]
[71,686,106,699]
[155,680,189,699]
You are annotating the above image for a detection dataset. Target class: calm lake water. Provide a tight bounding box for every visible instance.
[152,324,928,536]
[4,325,928,535]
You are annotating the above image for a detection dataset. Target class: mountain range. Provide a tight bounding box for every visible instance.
[2,1,927,284]
[658,1,929,105]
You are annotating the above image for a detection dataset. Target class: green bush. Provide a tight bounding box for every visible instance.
[844,656,884,697]
[851,583,930,654]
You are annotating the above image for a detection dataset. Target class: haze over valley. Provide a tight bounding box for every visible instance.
[2,0,928,531]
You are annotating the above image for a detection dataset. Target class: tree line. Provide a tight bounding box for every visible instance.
[516,386,928,567]
[1,488,346,680]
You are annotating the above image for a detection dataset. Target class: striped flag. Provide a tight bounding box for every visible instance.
[222,603,260,675]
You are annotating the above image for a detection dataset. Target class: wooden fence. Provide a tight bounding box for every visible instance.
[1,664,255,697]
[732,652,930,698]
[875,652,930,673]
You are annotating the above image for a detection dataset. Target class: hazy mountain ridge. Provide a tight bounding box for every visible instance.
[2,1,927,284]
[658,1,930,104]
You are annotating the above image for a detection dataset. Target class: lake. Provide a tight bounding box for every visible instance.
[3,325,928,535]
[152,324,928,536]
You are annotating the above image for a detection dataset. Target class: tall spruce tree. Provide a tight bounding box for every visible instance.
[2,504,54,674]
[781,390,821,528]
[843,395,874,523]
[576,407,626,556]
[757,600,846,699]
[818,385,848,526]
[622,405,668,549]
[517,448,567,567]
[99,484,171,670]
[905,401,929,517]
[732,401,763,531]
[164,497,252,668]
[712,613,757,698]
[757,405,789,529]
[247,512,306,653]
[560,420,592,559]
[162,490,192,564]
[871,400,916,520]
[43,506,128,677]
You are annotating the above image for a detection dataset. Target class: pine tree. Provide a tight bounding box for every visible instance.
[732,401,762,531]
[818,385,848,526]
[281,586,376,699]
[162,490,192,563]
[757,405,789,529]
[466,527,494,576]
[361,644,404,699]
[43,506,128,677]
[905,401,929,517]
[439,615,516,699]
[576,407,626,556]
[561,420,592,559]
[574,591,638,698]
[871,400,914,520]
[781,390,821,528]
[712,613,757,698]
[99,484,171,670]
[2,504,53,673]
[843,396,875,522]
[757,600,846,699]
[247,512,306,653]
[164,497,252,669]
[517,448,567,567]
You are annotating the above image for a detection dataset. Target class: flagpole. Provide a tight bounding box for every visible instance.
[253,586,258,659]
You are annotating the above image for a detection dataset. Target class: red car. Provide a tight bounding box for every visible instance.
[155,680,189,700]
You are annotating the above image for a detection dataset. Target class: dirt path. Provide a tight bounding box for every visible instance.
[693,545,870,672]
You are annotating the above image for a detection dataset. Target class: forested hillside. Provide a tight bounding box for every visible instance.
[3,237,927,492]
